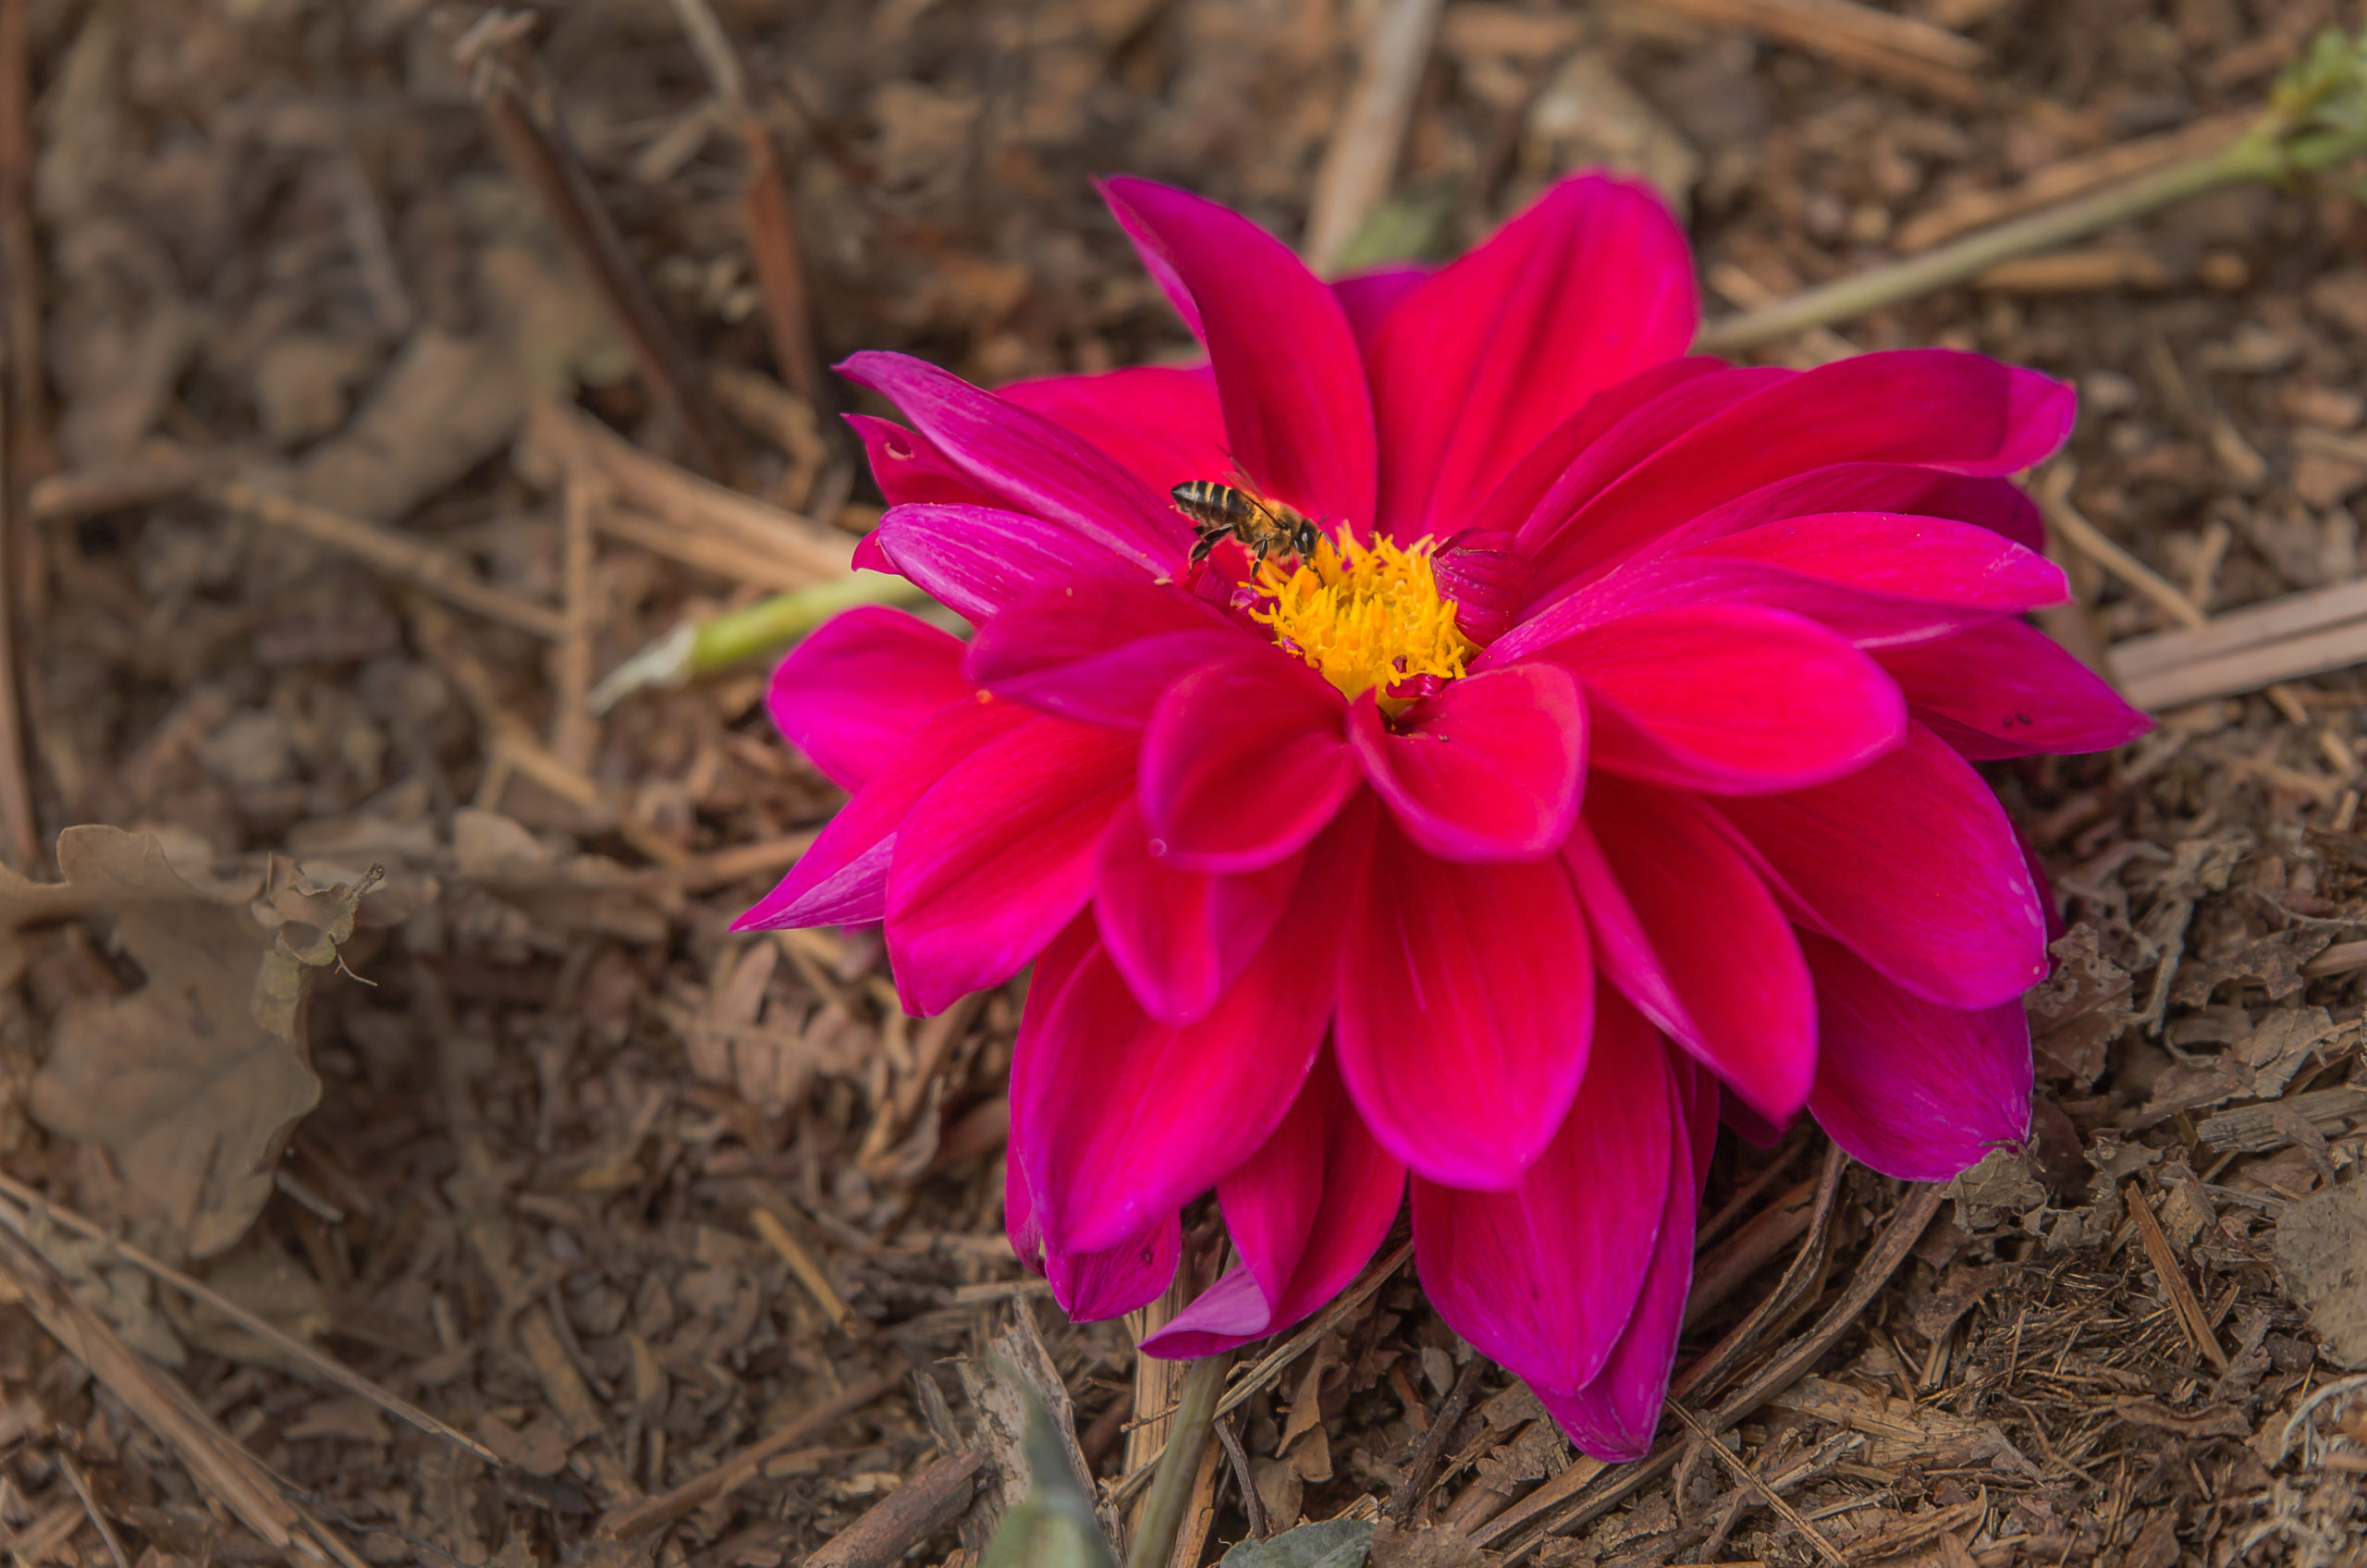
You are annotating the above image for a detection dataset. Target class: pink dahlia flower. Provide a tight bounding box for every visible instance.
[741,174,2148,1460]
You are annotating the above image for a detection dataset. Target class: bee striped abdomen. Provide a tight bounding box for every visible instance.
[1171,480,1254,527]
[1171,479,1319,564]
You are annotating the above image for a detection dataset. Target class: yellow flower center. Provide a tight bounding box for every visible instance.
[1249,533,1472,711]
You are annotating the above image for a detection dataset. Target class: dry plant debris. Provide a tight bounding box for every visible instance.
[0,3,2363,1568]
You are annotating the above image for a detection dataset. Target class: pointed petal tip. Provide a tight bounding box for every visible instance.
[1530,1380,1658,1464]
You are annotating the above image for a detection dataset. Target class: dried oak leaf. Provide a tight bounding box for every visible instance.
[2169,928,2335,1006]
[9,827,376,1261]
[2274,1179,2367,1369]
[2023,925,2134,1087]
[1949,1146,2046,1232]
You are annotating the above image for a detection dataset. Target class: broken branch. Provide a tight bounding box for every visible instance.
[1698,29,2367,352]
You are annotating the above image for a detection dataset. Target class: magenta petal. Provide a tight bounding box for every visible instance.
[1370,175,1696,539]
[866,502,1148,623]
[840,350,1189,568]
[736,694,1024,931]
[742,834,893,931]
[1413,994,1673,1393]
[1876,619,2152,758]
[885,715,1137,1013]
[996,365,1233,498]
[1527,350,2077,594]
[1723,1087,1792,1149]
[1535,559,2017,655]
[1007,1127,1182,1322]
[1685,511,2068,615]
[846,414,994,508]
[1572,778,1816,1121]
[1012,845,1348,1255]
[1644,462,2047,557]
[767,606,970,791]
[1533,511,2069,655]
[1430,528,1532,648]
[1141,655,1359,873]
[1532,1051,1716,1462]
[1101,178,1377,524]
[1802,932,2032,1182]
[1715,723,2050,1010]
[1349,665,1586,863]
[1491,363,1788,547]
[1045,1219,1181,1321]
[1539,604,1907,793]
[1139,1266,1271,1350]
[1332,264,1431,357]
[965,580,1248,728]
[2023,829,2068,947]
[1096,798,1302,1024]
[1335,810,1594,1189]
[1143,1054,1405,1358]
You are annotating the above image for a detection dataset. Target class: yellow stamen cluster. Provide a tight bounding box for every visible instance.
[1250,533,1471,708]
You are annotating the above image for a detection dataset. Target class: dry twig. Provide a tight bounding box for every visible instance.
[462,21,728,477]
[2109,577,2367,710]
[57,1454,129,1568]
[750,1205,862,1334]
[0,1174,509,1470]
[522,401,852,589]
[27,446,233,524]
[1123,1352,1228,1568]
[1665,1403,1848,1568]
[1686,1175,1819,1328]
[1382,1355,1486,1521]
[0,476,32,872]
[603,1367,902,1537]
[1122,1273,1194,1536]
[551,473,600,769]
[1897,111,2250,251]
[211,479,564,641]
[1477,1180,1944,1554]
[1635,0,1985,104]
[2124,1182,2231,1371]
[1699,38,2367,351]
[805,1450,983,1568]
[2038,467,2325,716]
[661,0,828,404]
[0,0,51,611]
[0,1221,370,1568]
[1110,1242,1416,1509]
[1305,0,1447,271]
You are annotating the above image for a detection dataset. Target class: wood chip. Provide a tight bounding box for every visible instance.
[602,1368,901,1537]
[803,1450,983,1568]
[2124,1182,2229,1371]
[1625,0,1984,103]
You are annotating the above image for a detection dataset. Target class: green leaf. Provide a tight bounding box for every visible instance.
[1217,1518,1375,1568]
[978,1383,1118,1568]
[1332,179,1460,272]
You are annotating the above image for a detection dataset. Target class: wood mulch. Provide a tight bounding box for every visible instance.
[0,2,2361,1566]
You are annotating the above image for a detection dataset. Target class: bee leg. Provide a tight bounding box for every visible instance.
[1188,530,1217,563]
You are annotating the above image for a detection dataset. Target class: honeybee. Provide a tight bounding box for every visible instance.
[1171,479,1321,564]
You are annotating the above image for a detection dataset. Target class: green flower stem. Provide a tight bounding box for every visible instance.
[1695,140,2273,354]
[1123,1353,1229,1568]
[587,571,931,712]
[1699,27,2367,354]
[690,573,933,673]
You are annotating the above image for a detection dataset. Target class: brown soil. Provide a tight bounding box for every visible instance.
[0,2,2362,1566]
